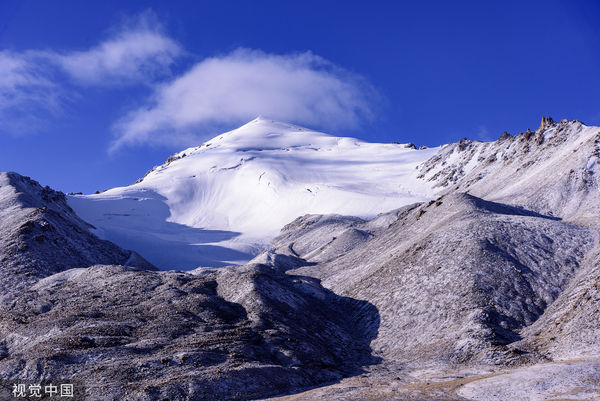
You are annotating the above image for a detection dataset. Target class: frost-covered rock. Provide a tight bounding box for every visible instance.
[0,262,380,400]
[0,172,154,304]
[286,193,593,365]
[418,119,600,220]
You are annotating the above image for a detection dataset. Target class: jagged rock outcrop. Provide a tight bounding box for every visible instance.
[538,116,555,132]
[417,119,600,220]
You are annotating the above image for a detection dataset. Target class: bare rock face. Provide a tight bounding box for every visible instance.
[538,116,556,132]
[0,172,154,304]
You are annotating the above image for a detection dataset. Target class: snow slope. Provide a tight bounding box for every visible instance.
[69,117,440,269]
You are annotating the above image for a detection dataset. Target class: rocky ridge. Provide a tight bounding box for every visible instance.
[0,172,154,304]
[417,118,600,220]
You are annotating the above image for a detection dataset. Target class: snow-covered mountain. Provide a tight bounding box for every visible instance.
[3,117,600,400]
[68,117,600,271]
[68,117,440,269]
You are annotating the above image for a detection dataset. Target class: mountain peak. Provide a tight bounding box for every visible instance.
[235,116,317,134]
[538,116,556,132]
[69,122,439,269]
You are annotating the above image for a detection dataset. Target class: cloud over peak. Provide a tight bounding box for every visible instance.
[112,49,378,150]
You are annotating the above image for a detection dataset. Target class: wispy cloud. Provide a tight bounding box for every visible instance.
[0,51,62,134]
[111,49,378,150]
[0,11,181,134]
[53,12,182,85]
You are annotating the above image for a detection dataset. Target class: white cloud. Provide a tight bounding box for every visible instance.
[54,14,182,85]
[0,12,181,134]
[1,16,377,144]
[111,49,378,150]
[0,51,62,134]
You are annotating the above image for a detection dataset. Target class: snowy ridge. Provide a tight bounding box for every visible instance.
[418,118,600,220]
[69,117,440,269]
[0,172,154,303]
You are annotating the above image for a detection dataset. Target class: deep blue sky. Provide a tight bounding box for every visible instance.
[1,0,599,193]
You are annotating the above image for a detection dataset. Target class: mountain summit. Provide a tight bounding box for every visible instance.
[69,118,439,269]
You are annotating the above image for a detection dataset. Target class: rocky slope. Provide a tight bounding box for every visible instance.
[275,193,593,365]
[417,118,600,221]
[0,172,154,304]
[0,262,379,400]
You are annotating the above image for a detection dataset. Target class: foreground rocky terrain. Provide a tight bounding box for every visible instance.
[1,118,599,400]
